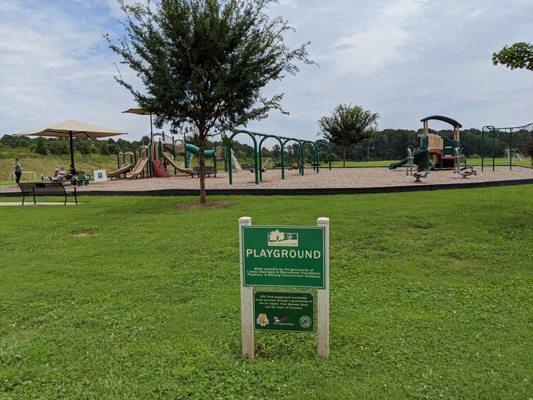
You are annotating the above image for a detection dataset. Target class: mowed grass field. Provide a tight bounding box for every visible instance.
[0,187,532,399]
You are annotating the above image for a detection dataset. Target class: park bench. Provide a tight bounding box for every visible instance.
[190,167,217,178]
[18,182,78,206]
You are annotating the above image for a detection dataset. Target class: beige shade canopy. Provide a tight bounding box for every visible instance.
[16,119,126,169]
[16,119,126,139]
[122,107,152,116]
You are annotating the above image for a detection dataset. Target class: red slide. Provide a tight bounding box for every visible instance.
[152,160,171,178]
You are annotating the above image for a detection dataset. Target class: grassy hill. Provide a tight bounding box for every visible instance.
[0,148,117,182]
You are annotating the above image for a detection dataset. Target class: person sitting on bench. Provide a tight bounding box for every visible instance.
[66,165,77,181]
[42,167,67,182]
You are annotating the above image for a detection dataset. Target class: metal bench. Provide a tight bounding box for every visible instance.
[190,167,217,178]
[18,182,78,206]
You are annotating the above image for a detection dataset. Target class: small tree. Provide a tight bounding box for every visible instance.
[108,0,311,203]
[493,42,533,71]
[318,104,379,167]
[100,140,110,155]
[79,140,94,156]
[49,139,68,155]
[34,137,48,155]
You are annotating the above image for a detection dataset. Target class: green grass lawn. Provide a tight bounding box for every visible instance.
[1,187,532,399]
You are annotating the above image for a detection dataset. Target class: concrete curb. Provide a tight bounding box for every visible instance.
[1,178,532,197]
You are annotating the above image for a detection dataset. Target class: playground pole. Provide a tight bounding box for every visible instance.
[280,146,285,180]
[254,144,259,185]
[492,130,496,172]
[481,130,484,172]
[227,145,233,185]
[509,130,513,170]
[300,146,305,175]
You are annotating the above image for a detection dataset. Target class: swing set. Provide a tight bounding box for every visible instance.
[481,122,533,171]
[225,129,332,185]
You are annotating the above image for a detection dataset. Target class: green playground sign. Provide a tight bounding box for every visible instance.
[242,226,325,288]
[254,292,314,333]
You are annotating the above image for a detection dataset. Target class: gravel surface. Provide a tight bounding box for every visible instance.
[0,167,533,193]
[1,167,532,193]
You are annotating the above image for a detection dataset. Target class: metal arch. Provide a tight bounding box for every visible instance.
[316,142,333,170]
[228,129,260,184]
[481,122,533,171]
[282,138,305,175]
[226,129,331,183]
[258,134,285,181]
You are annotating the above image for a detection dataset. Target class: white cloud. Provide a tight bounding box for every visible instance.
[0,1,143,136]
[329,0,427,76]
[0,0,532,141]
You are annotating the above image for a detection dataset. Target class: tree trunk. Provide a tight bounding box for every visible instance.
[342,147,346,167]
[198,133,207,204]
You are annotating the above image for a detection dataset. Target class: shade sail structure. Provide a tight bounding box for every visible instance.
[16,119,126,139]
[122,108,152,116]
[123,107,155,141]
[16,119,126,169]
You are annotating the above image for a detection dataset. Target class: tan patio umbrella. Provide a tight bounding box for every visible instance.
[122,107,154,141]
[16,119,126,169]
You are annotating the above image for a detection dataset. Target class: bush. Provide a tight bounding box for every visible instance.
[99,140,110,155]
[49,139,69,155]
[34,137,48,155]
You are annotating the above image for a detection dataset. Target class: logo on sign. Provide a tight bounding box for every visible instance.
[257,313,269,327]
[268,230,298,247]
[299,316,312,329]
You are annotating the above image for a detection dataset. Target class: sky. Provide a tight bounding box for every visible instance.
[0,0,532,143]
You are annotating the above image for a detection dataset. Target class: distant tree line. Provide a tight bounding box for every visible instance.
[1,128,531,163]
[0,135,146,157]
[338,128,532,161]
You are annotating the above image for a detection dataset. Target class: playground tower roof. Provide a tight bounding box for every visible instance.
[421,115,462,129]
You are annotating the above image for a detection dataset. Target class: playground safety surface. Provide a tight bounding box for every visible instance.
[0,167,532,196]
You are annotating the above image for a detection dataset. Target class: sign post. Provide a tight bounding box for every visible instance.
[316,217,330,358]
[239,217,330,359]
[239,217,254,359]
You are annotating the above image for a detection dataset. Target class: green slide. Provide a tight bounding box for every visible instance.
[413,147,431,170]
[389,158,409,170]
[185,143,215,158]
[389,134,431,171]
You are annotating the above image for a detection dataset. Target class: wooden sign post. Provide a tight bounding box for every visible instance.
[238,216,330,359]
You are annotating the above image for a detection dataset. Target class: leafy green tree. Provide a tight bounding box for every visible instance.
[100,140,110,155]
[493,42,533,71]
[49,139,68,155]
[107,0,311,203]
[34,137,48,155]
[78,140,94,156]
[319,105,379,167]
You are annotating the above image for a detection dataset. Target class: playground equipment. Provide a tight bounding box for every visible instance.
[389,115,462,177]
[226,130,332,185]
[388,148,414,175]
[504,149,524,161]
[389,134,431,173]
[481,122,533,171]
[126,146,149,179]
[452,147,476,178]
[109,151,135,179]
[157,134,223,176]
[421,115,462,169]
